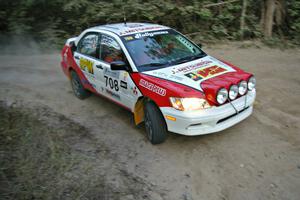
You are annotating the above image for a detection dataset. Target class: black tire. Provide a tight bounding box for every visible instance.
[144,101,168,144]
[70,70,91,99]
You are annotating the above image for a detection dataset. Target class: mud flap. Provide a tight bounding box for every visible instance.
[134,100,144,125]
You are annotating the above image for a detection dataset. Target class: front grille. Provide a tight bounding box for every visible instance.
[217,106,249,124]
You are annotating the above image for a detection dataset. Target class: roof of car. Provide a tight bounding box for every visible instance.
[89,22,170,36]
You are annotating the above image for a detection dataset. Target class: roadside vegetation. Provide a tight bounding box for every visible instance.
[0,0,299,47]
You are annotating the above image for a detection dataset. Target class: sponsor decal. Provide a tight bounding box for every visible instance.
[139,79,166,96]
[134,31,169,39]
[126,24,144,28]
[120,80,127,89]
[169,75,184,81]
[106,89,121,100]
[104,68,119,79]
[153,71,168,78]
[119,26,164,35]
[185,65,227,81]
[133,86,138,96]
[151,71,184,81]
[80,58,94,74]
[124,36,134,41]
[171,60,212,74]
[123,72,129,81]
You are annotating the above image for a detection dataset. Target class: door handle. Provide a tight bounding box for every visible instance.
[96,64,103,69]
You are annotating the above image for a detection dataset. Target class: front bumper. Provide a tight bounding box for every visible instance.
[160,90,256,136]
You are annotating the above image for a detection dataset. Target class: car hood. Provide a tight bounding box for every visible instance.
[142,55,237,92]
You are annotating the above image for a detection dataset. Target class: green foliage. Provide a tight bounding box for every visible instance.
[0,0,299,47]
[286,0,300,44]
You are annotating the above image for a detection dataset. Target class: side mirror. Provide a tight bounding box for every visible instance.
[197,43,202,48]
[110,61,129,71]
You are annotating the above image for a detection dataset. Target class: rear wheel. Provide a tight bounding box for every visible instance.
[144,101,168,144]
[70,70,90,99]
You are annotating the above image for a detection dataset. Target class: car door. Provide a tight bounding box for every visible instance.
[74,32,103,91]
[96,33,136,109]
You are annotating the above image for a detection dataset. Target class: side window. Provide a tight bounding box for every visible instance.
[77,33,99,58]
[100,34,126,63]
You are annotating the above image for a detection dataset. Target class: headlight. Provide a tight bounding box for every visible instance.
[229,85,238,100]
[248,76,256,90]
[169,97,210,111]
[238,80,247,95]
[216,88,228,104]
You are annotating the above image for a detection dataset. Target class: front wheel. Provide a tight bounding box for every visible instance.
[70,70,91,99]
[144,101,168,144]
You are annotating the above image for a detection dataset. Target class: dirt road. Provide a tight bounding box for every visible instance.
[0,43,300,200]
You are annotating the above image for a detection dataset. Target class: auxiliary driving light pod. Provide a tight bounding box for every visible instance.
[229,85,239,100]
[248,76,256,90]
[238,80,247,95]
[216,88,228,104]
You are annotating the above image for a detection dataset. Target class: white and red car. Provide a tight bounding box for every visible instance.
[61,23,256,144]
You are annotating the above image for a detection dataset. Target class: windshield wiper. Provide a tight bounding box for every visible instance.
[139,62,169,68]
[172,54,205,65]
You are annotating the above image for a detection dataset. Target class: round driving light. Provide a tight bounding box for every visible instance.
[216,88,228,104]
[248,76,256,90]
[238,80,247,95]
[229,85,238,100]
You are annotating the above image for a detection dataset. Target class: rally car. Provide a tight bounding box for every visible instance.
[60,23,256,144]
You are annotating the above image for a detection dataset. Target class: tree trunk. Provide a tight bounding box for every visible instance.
[264,0,276,38]
[240,0,248,39]
[275,0,286,38]
[260,0,266,29]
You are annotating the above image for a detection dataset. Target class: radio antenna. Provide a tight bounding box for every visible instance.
[123,5,127,26]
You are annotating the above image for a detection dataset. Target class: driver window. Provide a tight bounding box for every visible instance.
[77,33,99,58]
[100,34,126,63]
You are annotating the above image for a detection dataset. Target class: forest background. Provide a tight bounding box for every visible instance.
[0,0,299,48]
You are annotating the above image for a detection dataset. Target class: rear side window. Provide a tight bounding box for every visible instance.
[100,34,126,63]
[77,33,99,58]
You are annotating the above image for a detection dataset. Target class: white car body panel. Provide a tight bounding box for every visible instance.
[143,55,236,92]
[161,90,256,136]
[73,30,143,111]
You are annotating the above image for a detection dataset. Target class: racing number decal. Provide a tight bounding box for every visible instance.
[102,68,130,101]
[103,75,129,101]
[104,76,119,91]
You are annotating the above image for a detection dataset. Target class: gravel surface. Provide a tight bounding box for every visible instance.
[0,43,299,200]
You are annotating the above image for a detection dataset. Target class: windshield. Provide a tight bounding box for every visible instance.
[121,29,206,71]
